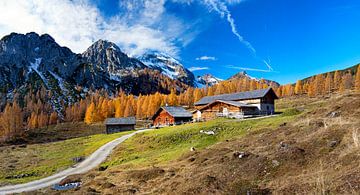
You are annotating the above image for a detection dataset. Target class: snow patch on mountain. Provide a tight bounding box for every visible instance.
[137,51,195,86]
[196,74,223,87]
[49,71,67,92]
[29,58,49,87]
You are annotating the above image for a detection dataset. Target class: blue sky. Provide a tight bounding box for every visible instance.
[1,0,360,84]
[96,0,360,84]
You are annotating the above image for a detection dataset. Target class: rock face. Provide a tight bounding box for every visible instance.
[0,32,196,95]
[229,71,280,87]
[196,74,222,87]
[0,32,197,112]
[137,51,195,86]
[0,32,81,91]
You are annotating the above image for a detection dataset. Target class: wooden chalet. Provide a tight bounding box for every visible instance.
[194,88,278,121]
[105,117,136,134]
[152,106,193,127]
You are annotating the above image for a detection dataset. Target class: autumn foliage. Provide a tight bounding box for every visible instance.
[0,65,359,141]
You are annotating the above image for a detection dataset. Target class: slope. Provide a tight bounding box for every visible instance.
[56,91,360,194]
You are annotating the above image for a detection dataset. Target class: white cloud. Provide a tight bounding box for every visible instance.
[0,0,193,57]
[196,56,217,61]
[188,66,209,71]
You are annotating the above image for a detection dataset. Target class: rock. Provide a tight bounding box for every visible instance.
[272,160,280,167]
[233,151,250,159]
[328,111,340,118]
[328,140,340,148]
[190,147,196,151]
[72,156,85,163]
[98,165,108,171]
[279,141,289,149]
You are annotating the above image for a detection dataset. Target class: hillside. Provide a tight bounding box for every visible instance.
[301,63,359,84]
[35,91,360,194]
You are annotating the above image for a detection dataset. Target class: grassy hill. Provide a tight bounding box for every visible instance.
[53,91,359,194]
[0,131,133,185]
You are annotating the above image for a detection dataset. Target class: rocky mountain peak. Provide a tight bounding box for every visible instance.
[82,39,145,70]
[137,51,195,86]
[196,74,222,87]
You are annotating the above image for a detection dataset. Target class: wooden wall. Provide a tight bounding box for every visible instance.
[153,110,175,126]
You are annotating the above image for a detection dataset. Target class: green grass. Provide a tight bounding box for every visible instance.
[102,110,301,169]
[0,131,133,185]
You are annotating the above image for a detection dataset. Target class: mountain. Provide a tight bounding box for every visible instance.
[0,32,81,92]
[229,71,280,87]
[137,51,195,86]
[196,74,222,87]
[0,32,195,111]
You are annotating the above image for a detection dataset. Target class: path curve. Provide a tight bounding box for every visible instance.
[0,129,150,194]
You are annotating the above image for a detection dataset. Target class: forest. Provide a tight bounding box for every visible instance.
[0,65,359,143]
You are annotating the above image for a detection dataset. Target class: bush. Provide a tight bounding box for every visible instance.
[281,108,302,116]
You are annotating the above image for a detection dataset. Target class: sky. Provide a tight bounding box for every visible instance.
[0,0,360,84]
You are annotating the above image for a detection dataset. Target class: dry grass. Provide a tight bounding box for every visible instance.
[38,92,360,194]
[352,128,359,148]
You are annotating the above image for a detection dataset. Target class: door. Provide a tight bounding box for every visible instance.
[223,107,229,117]
[196,110,202,120]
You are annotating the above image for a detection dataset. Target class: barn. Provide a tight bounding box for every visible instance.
[152,106,193,127]
[105,117,136,134]
[194,88,278,120]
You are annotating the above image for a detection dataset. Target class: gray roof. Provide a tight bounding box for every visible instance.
[105,117,136,125]
[152,106,192,119]
[195,88,278,106]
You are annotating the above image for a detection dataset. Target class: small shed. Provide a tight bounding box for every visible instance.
[105,117,136,134]
[152,106,193,127]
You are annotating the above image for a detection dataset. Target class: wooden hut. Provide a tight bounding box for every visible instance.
[194,88,278,120]
[105,117,136,134]
[152,106,192,127]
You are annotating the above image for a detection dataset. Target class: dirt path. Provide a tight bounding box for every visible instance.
[0,129,150,194]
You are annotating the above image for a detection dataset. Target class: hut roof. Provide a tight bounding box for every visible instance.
[195,88,278,106]
[152,106,192,120]
[105,117,136,125]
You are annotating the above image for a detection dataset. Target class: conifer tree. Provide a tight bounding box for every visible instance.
[84,102,96,124]
[295,80,302,95]
[333,70,341,91]
[324,72,333,94]
[49,111,58,125]
[355,65,360,91]
[0,103,24,140]
[340,72,353,92]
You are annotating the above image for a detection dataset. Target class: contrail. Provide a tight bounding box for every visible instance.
[263,58,274,71]
[203,0,275,72]
[204,0,256,54]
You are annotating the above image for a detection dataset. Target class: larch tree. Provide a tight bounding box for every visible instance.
[355,65,360,91]
[333,70,342,91]
[49,111,58,125]
[295,80,302,95]
[314,74,325,95]
[340,72,353,92]
[84,102,96,124]
[0,103,24,140]
[324,72,333,95]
